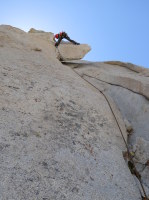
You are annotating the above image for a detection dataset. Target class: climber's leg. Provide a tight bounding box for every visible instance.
[55,36,63,47]
[64,33,80,45]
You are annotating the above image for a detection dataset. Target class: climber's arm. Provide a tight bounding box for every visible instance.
[55,36,62,47]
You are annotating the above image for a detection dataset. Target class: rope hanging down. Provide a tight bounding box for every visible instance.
[71,69,148,200]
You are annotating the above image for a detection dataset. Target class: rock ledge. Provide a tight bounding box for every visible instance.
[57,43,91,61]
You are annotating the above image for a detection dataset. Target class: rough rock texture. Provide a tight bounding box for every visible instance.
[0,25,149,200]
[63,60,149,197]
[105,61,149,77]
[57,43,91,61]
[28,28,54,43]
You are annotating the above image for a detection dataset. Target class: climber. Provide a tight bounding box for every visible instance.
[53,32,80,47]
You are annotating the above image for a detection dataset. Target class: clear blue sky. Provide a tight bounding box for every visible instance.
[0,0,149,68]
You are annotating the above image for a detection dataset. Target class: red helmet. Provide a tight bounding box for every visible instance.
[55,34,59,39]
[60,32,63,36]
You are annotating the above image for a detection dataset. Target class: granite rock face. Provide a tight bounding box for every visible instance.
[63,60,149,198]
[57,43,91,61]
[0,25,149,200]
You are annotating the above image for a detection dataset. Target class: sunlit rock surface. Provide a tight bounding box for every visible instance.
[0,25,149,199]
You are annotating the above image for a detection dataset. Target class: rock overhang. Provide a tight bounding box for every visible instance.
[56,43,91,61]
[28,28,91,61]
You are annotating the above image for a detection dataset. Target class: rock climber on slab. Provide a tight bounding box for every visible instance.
[53,32,80,47]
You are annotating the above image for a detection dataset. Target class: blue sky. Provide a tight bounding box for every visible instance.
[0,0,149,68]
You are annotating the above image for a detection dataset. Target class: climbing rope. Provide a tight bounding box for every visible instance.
[71,69,148,200]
